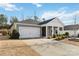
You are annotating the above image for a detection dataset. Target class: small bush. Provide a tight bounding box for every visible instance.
[55,34,65,40]
[2,31,7,36]
[55,36,61,41]
[9,29,20,39]
[52,34,56,38]
[64,32,69,38]
[61,34,65,39]
[48,36,52,39]
[48,34,65,40]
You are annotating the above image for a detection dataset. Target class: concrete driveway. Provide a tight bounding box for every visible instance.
[0,40,40,56]
[23,39,79,56]
[1,39,79,56]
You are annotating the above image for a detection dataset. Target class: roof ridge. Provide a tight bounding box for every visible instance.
[39,17,56,25]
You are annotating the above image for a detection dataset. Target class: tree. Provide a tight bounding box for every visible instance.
[34,16,39,21]
[10,16,18,23]
[42,18,45,21]
[0,14,7,26]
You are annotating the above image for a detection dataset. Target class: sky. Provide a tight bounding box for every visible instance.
[0,3,79,25]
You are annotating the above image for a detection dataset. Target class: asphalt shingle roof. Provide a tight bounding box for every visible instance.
[39,17,56,25]
[19,19,40,24]
[9,17,56,28]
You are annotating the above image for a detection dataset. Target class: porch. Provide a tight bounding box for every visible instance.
[41,26,63,38]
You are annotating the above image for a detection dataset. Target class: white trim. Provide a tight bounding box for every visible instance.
[46,26,48,38]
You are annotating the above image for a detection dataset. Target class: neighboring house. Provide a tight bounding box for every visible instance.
[9,17,64,38]
[64,24,79,37]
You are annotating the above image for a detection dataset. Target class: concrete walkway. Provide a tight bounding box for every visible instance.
[23,39,79,56]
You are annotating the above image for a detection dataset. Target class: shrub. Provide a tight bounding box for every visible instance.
[48,34,65,40]
[55,36,61,41]
[9,29,20,39]
[61,34,65,39]
[52,34,59,38]
[55,34,65,40]
[2,31,7,36]
[64,32,69,38]
[52,34,56,38]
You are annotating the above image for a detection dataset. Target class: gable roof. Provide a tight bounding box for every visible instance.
[9,19,40,29]
[39,17,56,25]
[64,24,79,30]
[10,17,63,28]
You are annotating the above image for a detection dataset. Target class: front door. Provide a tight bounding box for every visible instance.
[42,27,46,37]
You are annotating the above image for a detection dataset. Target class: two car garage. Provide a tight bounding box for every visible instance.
[18,24,41,38]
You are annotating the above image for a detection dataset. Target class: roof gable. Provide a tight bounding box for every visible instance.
[39,17,64,26]
[39,17,56,25]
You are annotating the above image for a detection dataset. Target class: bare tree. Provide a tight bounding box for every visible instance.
[10,16,18,23]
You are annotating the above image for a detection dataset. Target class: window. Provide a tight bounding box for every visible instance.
[59,27,62,31]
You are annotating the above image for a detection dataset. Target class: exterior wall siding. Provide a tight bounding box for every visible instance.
[41,18,64,27]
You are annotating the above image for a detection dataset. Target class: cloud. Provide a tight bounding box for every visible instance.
[0,3,23,11]
[41,7,79,25]
[32,3,42,7]
[41,7,67,19]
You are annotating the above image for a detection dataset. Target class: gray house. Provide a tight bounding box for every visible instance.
[10,17,64,38]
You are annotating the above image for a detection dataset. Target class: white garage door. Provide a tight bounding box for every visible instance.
[19,26,40,38]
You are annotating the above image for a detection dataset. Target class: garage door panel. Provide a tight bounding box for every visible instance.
[19,26,40,38]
